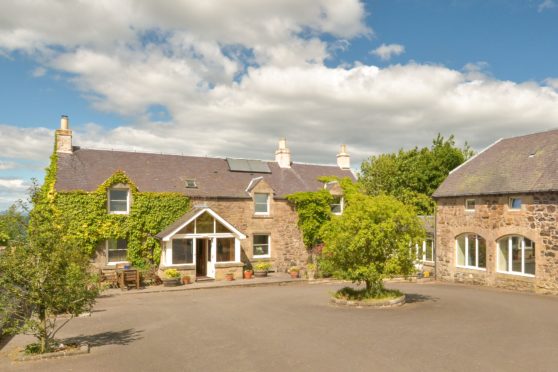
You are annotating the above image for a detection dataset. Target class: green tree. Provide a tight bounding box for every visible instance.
[359,134,472,214]
[0,203,29,246]
[319,193,425,296]
[0,180,98,354]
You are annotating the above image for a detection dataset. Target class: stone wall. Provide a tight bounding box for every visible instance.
[436,193,558,294]
[194,195,308,273]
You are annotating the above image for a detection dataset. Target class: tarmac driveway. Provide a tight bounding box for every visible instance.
[2,281,558,372]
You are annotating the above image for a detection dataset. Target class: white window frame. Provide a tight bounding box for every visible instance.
[254,193,270,215]
[106,239,128,265]
[496,236,535,277]
[508,197,522,211]
[171,238,194,265]
[331,196,344,215]
[253,234,271,258]
[415,239,434,262]
[455,234,486,271]
[108,188,130,215]
[465,199,476,211]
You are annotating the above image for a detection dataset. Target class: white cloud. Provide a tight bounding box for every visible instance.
[538,0,556,12]
[0,179,27,190]
[545,78,558,90]
[31,66,46,77]
[0,125,53,161]
[371,43,405,61]
[0,161,16,170]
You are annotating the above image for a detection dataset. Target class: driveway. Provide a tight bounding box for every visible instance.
[2,281,558,372]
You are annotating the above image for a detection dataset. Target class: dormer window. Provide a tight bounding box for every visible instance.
[108,188,130,214]
[185,179,197,188]
[331,196,344,215]
[465,199,476,211]
[254,193,269,215]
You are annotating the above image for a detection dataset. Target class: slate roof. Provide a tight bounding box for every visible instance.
[433,129,558,198]
[55,148,355,199]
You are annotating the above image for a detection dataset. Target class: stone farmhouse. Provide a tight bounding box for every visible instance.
[433,129,558,294]
[54,116,355,280]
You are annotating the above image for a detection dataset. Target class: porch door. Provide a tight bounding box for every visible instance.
[207,238,216,278]
[196,239,207,277]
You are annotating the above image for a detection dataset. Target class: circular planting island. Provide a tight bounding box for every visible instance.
[330,287,406,308]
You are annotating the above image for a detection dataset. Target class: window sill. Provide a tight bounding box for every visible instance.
[252,255,271,260]
[496,271,535,278]
[253,214,272,219]
[456,265,486,272]
[109,211,129,215]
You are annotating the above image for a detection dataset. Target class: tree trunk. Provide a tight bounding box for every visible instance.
[39,306,48,353]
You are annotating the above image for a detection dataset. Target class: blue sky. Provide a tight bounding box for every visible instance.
[0,0,557,209]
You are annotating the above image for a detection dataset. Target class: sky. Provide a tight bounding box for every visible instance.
[1,0,558,210]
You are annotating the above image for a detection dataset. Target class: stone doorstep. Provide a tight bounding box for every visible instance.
[14,343,90,362]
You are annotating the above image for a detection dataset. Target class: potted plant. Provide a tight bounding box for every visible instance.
[244,269,253,279]
[162,269,182,287]
[306,263,316,280]
[254,262,271,277]
[181,275,191,285]
[288,266,300,279]
[225,271,235,281]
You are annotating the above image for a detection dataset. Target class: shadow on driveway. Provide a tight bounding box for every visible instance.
[404,293,438,303]
[63,328,143,348]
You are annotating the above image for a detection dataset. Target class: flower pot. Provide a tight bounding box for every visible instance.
[162,278,181,287]
[289,271,299,279]
[225,273,234,281]
[308,271,316,280]
[254,270,268,278]
[244,271,253,279]
[181,276,191,285]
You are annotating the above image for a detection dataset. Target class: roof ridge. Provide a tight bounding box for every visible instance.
[500,127,558,142]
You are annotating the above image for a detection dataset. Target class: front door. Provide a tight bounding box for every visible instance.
[196,239,207,277]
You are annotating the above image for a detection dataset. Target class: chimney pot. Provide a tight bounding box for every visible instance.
[56,115,73,153]
[275,137,291,168]
[337,144,350,170]
[60,115,69,130]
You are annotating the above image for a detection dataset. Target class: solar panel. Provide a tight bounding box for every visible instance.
[227,158,271,173]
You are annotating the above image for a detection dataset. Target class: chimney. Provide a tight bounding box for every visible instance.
[56,115,73,153]
[275,137,291,168]
[337,144,350,170]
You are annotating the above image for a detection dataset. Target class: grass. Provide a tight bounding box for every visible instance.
[333,287,403,302]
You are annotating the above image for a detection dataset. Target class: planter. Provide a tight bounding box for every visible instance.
[244,271,253,279]
[162,278,181,287]
[307,271,316,280]
[254,270,268,278]
[225,273,234,281]
[181,276,191,285]
[289,271,299,279]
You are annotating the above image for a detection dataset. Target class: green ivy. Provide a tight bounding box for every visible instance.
[30,151,190,269]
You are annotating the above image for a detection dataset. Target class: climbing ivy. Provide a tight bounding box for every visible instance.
[30,151,190,269]
[287,177,359,249]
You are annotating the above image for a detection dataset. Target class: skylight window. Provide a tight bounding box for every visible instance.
[185,179,197,188]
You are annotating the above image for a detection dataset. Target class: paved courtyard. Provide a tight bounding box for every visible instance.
[2,281,558,371]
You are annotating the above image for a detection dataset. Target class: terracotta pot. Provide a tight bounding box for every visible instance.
[181,276,191,285]
[225,273,234,281]
[244,271,253,279]
[289,271,299,279]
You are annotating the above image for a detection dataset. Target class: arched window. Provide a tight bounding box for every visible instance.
[455,234,486,269]
[497,236,535,276]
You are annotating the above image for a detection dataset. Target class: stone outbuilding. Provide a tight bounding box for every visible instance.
[53,117,355,281]
[433,129,558,294]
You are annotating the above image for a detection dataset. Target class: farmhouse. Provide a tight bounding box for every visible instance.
[53,116,354,280]
[433,129,558,294]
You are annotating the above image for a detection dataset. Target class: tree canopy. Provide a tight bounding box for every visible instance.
[359,134,473,214]
[319,193,425,295]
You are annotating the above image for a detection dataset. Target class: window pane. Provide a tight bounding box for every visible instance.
[216,220,230,233]
[172,239,193,264]
[511,236,521,272]
[456,235,466,266]
[255,193,268,213]
[196,212,214,233]
[108,239,127,263]
[253,235,269,256]
[466,199,475,210]
[478,237,486,268]
[510,198,522,209]
[110,200,128,212]
[217,238,235,262]
[498,238,509,271]
[524,238,535,275]
[178,222,195,234]
[425,239,434,261]
[467,234,477,267]
[110,190,128,201]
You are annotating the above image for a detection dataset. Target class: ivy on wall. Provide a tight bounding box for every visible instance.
[30,150,190,269]
[287,177,357,248]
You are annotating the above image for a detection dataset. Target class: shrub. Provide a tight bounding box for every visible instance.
[163,268,181,278]
[254,262,271,271]
[334,287,403,301]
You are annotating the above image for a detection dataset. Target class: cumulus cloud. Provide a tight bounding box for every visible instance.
[371,43,405,61]
[1,0,558,209]
[538,0,556,12]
